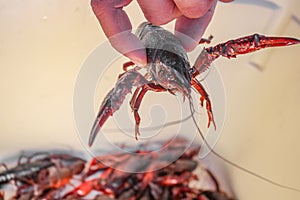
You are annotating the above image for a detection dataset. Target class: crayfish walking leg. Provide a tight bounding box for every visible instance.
[191,78,216,129]
[129,83,167,140]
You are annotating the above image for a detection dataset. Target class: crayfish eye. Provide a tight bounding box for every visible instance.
[163,57,177,66]
[167,73,173,81]
[162,52,179,67]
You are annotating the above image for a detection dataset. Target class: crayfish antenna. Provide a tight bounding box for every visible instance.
[187,97,300,194]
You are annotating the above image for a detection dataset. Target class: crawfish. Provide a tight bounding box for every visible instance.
[0,158,54,186]
[89,22,299,146]
[1,153,86,200]
[65,138,233,200]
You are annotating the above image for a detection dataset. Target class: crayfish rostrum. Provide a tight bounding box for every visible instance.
[89,22,300,146]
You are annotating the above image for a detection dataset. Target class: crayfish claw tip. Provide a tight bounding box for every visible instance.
[135,125,141,141]
[207,119,217,131]
[213,121,217,131]
[89,123,101,147]
[135,132,140,141]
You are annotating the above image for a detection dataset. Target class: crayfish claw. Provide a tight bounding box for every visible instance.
[89,71,148,146]
[89,90,114,147]
[207,116,217,131]
[206,34,300,60]
[89,120,101,147]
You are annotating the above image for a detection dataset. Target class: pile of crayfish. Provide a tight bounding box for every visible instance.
[0,138,233,200]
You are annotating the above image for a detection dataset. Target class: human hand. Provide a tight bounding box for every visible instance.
[91,0,233,66]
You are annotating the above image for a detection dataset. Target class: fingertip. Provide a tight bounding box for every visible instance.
[183,41,197,52]
[108,32,147,66]
[174,0,215,19]
[137,0,180,26]
[175,30,198,52]
[175,1,217,52]
[219,0,234,3]
[175,16,206,52]
[124,49,147,67]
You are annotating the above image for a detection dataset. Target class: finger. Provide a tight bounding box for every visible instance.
[173,0,215,18]
[91,0,147,66]
[175,0,217,52]
[219,0,234,2]
[137,0,181,25]
[109,33,147,66]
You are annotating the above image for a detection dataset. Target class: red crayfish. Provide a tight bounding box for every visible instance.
[63,138,234,200]
[0,152,86,200]
[1,139,233,200]
[89,22,300,146]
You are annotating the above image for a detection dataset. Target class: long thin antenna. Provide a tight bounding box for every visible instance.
[102,113,193,133]
[188,97,300,193]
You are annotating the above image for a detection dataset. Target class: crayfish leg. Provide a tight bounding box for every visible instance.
[123,61,135,71]
[129,84,167,140]
[191,78,216,130]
